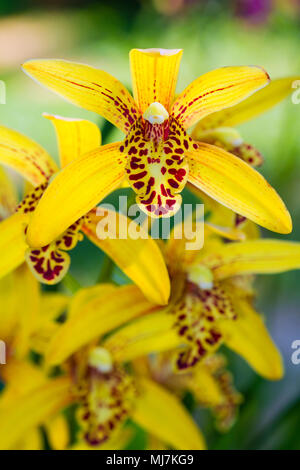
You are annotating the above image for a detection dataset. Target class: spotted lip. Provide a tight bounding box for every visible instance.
[121,115,192,218]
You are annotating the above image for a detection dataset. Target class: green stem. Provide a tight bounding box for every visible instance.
[97,255,115,284]
[62,273,81,294]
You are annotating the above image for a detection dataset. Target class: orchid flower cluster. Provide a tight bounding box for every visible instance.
[0,48,299,450]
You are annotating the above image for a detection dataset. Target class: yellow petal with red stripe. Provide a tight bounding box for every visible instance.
[0,377,72,450]
[23,59,138,133]
[203,239,300,280]
[130,48,183,114]
[83,208,170,305]
[172,66,270,129]
[26,142,125,248]
[133,377,206,450]
[0,125,57,185]
[46,285,155,366]
[220,298,283,380]
[196,76,300,130]
[44,114,101,168]
[0,212,28,280]
[187,143,292,234]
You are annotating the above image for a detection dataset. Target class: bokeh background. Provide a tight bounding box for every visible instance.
[1,0,300,450]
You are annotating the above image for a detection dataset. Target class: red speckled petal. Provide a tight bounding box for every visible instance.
[122,117,191,218]
[173,281,236,371]
[26,217,84,285]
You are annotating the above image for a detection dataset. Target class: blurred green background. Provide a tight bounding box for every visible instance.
[1,0,300,450]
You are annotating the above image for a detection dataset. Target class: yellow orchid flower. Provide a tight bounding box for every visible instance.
[0,121,170,304]
[0,276,134,450]
[189,76,300,237]
[2,229,298,449]
[0,258,72,450]
[133,353,242,433]
[43,283,205,449]
[22,48,292,251]
[0,302,206,450]
[102,230,300,381]
[39,218,300,382]
[192,76,300,168]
